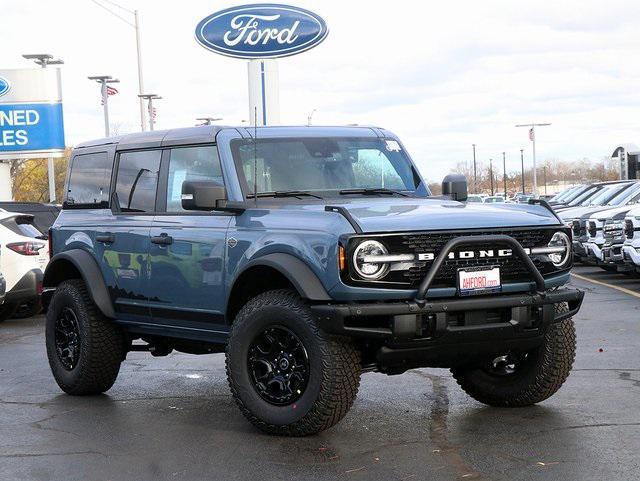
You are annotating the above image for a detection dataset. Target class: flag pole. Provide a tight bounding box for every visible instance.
[515,122,551,196]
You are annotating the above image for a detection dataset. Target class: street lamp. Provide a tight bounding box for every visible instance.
[472,144,477,194]
[23,53,64,203]
[138,94,162,131]
[502,151,507,198]
[89,76,120,137]
[22,53,64,68]
[489,158,494,196]
[307,109,317,126]
[89,1,147,132]
[196,117,223,126]
[515,122,551,195]
[520,149,525,194]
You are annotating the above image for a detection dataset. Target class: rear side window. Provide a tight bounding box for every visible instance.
[165,145,223,212]
[1,216,43,238]
[66,152,112,207]
[115,150,161,212]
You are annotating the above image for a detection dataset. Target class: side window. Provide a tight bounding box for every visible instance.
[165,145,223,212]
[66,151,112,207]
[115,150,161,212]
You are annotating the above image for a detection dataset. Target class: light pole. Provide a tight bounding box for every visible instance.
[23,53,64,203]
[307,109,317,126]
[89,1,147,131]
[472,144,477,194]
[520,149,525,194]
[89,76,120,137]
[196,117,223,126]
[502,151,507,198]
[543,166,548,195]
[138,94,162,131]
[489,158,494,195]
[515,122,551,196]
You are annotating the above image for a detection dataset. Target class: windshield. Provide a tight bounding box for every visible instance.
[568,186,600,206]
[585,183,630,206]
[231,137,426,197]
[606,182,640,206]
[553,186,579,202]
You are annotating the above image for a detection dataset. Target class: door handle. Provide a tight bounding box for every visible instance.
[151,234,173,245]
[96,233,115,244]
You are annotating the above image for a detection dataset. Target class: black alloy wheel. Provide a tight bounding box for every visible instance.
[247,326,310,406]
[54,307,81,370]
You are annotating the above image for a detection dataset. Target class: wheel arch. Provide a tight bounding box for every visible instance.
[226,253,331,323]
[43,249,115,319]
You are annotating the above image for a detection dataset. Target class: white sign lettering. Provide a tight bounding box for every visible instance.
[223,14,300,47]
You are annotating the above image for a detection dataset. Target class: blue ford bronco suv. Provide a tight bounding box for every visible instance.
[43,125,583,436]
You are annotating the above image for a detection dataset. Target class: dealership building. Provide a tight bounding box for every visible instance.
[612,144,640,180]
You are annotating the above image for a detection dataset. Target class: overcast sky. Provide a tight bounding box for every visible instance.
[4,0,640,181]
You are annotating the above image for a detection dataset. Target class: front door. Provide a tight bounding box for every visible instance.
[148,145,231,333]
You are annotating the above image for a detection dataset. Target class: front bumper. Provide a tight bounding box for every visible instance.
[602,243,630,270]
[312,288,584,371]
[584,242,604,261]
[622,245,640,266]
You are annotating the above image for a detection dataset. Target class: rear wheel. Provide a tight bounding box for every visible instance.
[451,303,575,407]
[45,279,124,395]
[0,302,18,323]
[226,289,361,436]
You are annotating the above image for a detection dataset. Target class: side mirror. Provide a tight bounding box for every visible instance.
[181,180,226,211]
[442,174,468,202]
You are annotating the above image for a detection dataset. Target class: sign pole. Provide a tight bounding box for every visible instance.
[47,157,55,202]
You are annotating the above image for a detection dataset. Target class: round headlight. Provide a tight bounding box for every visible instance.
[352,240,389,280]
[547,231,571,267]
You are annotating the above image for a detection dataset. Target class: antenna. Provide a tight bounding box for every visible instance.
[253,107,258,206]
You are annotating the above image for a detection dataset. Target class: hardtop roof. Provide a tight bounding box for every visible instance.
[74,125,390,150]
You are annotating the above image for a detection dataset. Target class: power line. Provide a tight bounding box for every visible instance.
[89,0,134,27]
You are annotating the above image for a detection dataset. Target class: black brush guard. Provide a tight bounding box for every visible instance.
[312,234,583,370]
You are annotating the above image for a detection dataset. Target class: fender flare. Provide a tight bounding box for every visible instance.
[232,253,331,301]
[43,249,116,319]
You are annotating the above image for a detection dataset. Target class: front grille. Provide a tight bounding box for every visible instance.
[625,219,635,239]
[604,223,624,241]
[348,228,562,289]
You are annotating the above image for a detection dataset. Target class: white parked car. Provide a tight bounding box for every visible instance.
[622,205,640,272]
[0,212,49,321]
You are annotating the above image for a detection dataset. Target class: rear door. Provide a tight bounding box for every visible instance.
[100,149,162,321]
[148,144,231,333]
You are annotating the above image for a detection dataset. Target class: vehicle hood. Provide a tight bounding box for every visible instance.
[291,198,561,233]
[558,205,606,221]
[587,205,636,221]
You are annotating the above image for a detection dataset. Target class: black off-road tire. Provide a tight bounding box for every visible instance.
[0,302,19,322]
[45,279,124,395]
[451,303,576,407]
[226,289,361,436]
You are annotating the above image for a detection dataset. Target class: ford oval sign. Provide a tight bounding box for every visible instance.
[195,4,328,59]
[0,77,10,98]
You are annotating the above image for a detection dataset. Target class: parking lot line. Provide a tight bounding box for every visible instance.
[571,272,640,299]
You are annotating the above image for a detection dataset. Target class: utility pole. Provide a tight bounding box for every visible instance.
[502,151,507,198]
[138,94,162,131]
[196,117,223,126]
[23,54,64,203]
[515,122,551,196]
[89,76,120,137]
[89,1,146,131]
[472,144,477,194]
[489,158,494,195]
[543,166,547,195]
[520,149,525,194]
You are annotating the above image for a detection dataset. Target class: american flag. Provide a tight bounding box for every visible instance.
[529,127,534,141]
[101,85,118,105]
[149,106,157,124]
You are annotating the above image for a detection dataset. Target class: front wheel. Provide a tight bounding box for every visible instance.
[226,289,361,436]
[451,303,576,407]
[45,279,125,395]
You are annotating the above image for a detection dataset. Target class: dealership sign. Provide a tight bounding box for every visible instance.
[0,68,65,159]
[195,4,329,59]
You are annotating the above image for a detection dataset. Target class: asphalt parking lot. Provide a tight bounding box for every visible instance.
[1,265,639,481]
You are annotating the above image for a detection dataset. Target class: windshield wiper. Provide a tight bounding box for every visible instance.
[338,188,409,197]
[247,190,323,199]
